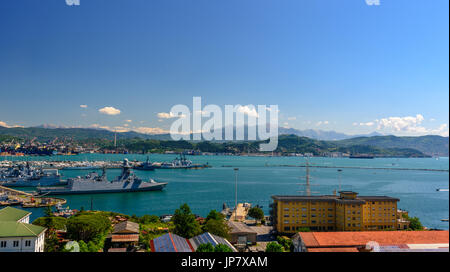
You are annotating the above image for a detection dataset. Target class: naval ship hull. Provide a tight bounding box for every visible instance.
[0,177,64,187]
[37,182,167,195]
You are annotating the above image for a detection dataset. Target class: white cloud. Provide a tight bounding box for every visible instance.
[80,105,88,108]
[359,122,375,126]
[316,120,329,126]
[89,124,111,130]
[134,126,168,134]
[376,114,424,131]
[237,105,259,118]
[0,121,23,128]
[287,116,296,121]
[99,106,121,116]
[157,112,185,119]
[354,114,449,137]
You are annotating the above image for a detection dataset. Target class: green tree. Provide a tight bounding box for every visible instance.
[44,206,53,217]
[196,243,215,252]
[276,236,293,252]
[247,206,264,224]
[78,240,89,252]
[173,203,202,238]
[203,218,231,239]
[206,210,223,221]
[265,242,284,252]
[66,213,111,242]
[138,214,160,224]
[33,216,67,230]
[214,244,233,252]
[408,216,424,230]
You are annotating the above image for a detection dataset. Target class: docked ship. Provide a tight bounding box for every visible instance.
[133,156,156,171]
[155,155,208,169]
[36,159,167,195]
[63,161,100,170]
[0,163,63,187]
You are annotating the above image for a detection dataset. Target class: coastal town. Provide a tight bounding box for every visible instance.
[1,188,448,252]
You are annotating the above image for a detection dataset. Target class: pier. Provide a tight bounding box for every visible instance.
[0,185,66,208]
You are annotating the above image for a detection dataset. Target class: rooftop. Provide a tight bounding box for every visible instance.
[227,221,258,234]
[297,231,449,249]
[0,207,31,222]
[149,232,237,252]
[271,194,399,203]
[112,221,139,234]
[0,221,46,238]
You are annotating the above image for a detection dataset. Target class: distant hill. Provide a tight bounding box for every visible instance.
[272,134,428,157]
[334,135,449,156]
[278,127,383,141]
[0,126,158,141]
[1,126,447,156]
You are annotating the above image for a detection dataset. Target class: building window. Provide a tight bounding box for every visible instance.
[284,226,290,231]
[13,241,19,247]
[25,240,31,247]
[0,241,6,248]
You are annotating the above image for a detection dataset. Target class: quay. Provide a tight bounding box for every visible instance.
[0,185,66,208]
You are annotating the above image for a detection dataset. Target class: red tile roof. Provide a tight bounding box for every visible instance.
[111,234,139,242]
[307,247,360,252]
[299,231,449,248]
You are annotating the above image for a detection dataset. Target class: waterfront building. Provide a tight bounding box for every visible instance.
[271,191,402,234]
[292,230,449,252]
[0,207,46,252]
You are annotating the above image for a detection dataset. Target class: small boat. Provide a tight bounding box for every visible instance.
[436,189,449,192]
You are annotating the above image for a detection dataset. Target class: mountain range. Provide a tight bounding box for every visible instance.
[0,125,448,156]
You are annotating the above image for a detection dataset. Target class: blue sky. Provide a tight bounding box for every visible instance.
[0,0,448,136]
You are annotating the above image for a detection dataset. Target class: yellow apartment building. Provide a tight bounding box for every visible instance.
[270,191,400,234]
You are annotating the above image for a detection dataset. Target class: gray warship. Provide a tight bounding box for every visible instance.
[36,159,167,195]
[0,163,63,187]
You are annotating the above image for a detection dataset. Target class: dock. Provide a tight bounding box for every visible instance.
[0,185,66,208]
[230,203,251,222]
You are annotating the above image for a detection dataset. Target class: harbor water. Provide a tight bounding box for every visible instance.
[1,154,448,230]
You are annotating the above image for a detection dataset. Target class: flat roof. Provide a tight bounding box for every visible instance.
[271,195,399,202]
[272,195,338,201]
[227,221,257,234]
[298,231,449,248]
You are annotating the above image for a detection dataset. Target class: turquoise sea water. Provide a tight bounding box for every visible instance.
[1,154,448,230]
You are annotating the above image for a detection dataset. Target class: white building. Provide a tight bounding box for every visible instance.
[0,207,46,252]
